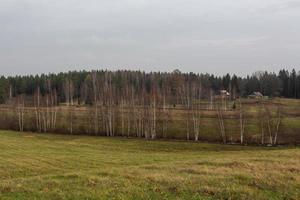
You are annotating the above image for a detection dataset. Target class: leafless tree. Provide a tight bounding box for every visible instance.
[63,78,75,134]
[258,100,265,145]
[217,102,226,144]
[34,87,42,132]
[91,71,99,135]
[192,82,202,141]
[209,89,214,110]
[264,102,282,146]
[150,74,157,140]
[239,99,245,144]
[274,105,282,145]
[17,95,25,132]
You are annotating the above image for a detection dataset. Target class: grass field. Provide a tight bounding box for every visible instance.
[0,131,299,200]
[0,98,300,144]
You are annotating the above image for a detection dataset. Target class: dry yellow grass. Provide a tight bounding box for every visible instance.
[0,130,299,199]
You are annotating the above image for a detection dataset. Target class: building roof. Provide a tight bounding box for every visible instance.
[253,92,263,96]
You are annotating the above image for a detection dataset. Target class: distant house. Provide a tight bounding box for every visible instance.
[248,92,263,99]
[220,90,230,97]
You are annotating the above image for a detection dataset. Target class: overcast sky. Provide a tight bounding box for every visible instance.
[1,0,300,76]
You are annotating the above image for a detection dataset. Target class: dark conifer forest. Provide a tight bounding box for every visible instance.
[0,69,299,104]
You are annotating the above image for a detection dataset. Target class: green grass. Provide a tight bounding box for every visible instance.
[0,131,299,200]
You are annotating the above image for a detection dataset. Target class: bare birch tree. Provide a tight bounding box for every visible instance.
[239,99,245,144]
[17,95,25,132]
[91,71,99,135]
[34,87,42,132]
[192,82,202,141]
[63,78,75,134]
[264,103,282,146]
[217,102,226,144]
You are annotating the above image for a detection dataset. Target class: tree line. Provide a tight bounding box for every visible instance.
[0,68,299,104]
[0,68,298,145]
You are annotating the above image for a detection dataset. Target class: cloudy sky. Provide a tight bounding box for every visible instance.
[1,0,300,76]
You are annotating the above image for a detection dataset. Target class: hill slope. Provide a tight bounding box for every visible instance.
[0,131,299,199]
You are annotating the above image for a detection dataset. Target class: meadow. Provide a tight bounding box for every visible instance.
[0,130,299,200]
[0,98,299,144]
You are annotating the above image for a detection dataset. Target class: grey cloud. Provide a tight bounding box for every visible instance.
[0,0,299,76]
